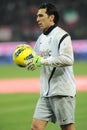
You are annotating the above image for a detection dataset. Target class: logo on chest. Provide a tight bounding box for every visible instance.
[40,36,52,57]
[40,49,51,58]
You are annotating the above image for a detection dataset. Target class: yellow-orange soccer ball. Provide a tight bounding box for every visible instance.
[12,44,35,67]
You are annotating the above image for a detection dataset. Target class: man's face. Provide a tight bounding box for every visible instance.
[36,8,54,31]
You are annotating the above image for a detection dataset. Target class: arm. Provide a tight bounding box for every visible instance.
[41,36,74,67]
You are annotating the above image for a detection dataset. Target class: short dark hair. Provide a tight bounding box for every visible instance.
[39,3,59,24]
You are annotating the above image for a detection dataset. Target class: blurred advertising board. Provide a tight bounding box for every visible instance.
[0,41,34,64]
[72,40,87,60]
[0,40,87,64]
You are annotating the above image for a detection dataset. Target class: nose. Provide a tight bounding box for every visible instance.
[36,16,39,22]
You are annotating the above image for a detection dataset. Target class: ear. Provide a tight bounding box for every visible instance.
[50,15,55,22]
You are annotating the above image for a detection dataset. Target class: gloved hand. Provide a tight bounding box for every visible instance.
[25,55,42,71]
[25,59,36,71]
[33,55,42,67]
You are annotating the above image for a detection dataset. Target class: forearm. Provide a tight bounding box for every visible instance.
[41,55,74,67]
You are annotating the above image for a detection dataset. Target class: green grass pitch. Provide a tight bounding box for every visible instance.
[0,61,87,130]
[0,61,87,79]
[0,93,87,130]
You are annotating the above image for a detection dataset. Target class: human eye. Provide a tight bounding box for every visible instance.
[38,14,44,17]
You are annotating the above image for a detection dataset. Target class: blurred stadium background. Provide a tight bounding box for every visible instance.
[0,0,87,64]
[0,0,87,130]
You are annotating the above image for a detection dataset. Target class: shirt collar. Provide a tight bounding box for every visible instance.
[43,24,57,35]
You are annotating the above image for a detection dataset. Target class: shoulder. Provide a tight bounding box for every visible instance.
[56,27,71,41]
[56,26,69,36]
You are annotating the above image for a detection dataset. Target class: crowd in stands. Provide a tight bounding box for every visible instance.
[0,0,87,42]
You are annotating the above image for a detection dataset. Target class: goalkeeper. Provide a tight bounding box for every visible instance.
[25,3,76,130]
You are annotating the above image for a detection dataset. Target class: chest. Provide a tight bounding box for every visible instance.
[39,35,58,57]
